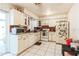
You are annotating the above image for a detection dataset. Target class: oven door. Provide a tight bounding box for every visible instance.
[41,29,49,41]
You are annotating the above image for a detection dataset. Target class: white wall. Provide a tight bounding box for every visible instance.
[68,4,79,40]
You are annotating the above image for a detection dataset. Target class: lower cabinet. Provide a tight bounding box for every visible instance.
[18,35,26,54]
[9,32,40,55]
[25,32,40,48]
[49,32,66,44]
[9,34,26,55]
[49,32,56,42]
[9,35,18,55]
[49,32,52,41]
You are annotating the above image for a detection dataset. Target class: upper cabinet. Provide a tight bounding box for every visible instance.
[10,9,26,26]
[20,13,26,26]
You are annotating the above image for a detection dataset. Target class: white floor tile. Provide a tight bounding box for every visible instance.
[45,51,54,56]
[55,52,62,56]
[27,49,38,54]
[40,47,47,50]
[25,53,35,56]
[20,41,62,56]
[31,45,41,50]
[35,50,46,55]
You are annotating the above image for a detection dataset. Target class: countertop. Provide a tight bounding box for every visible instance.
[10,31,41,35]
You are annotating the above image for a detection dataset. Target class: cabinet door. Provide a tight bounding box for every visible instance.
[49,33,52,41]
[52,33,57,42]
[9,35,18,55]
[18,35,23,53]
[35,32,40,41]
[18,35,27,53]
[26,34,35,47]
[10,9,18,25]
[14,10,20,25]
[10,9,25,25]
[25,34,31,48]
[22,35,27,49]
[12,9,21,25]
[19,13,25,25]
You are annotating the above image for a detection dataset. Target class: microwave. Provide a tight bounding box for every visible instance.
[11,27,24,34]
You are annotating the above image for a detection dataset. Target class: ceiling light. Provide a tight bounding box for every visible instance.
[34,3,42,6]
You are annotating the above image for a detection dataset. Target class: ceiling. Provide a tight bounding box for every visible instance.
[12,3,73,18]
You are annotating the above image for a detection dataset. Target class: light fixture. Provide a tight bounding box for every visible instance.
[34,3,42,6]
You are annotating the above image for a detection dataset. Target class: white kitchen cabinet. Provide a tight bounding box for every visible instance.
[26,33,34,47]
[9,32,40,55]
[49,32,57,42]
[36,32,41,41]
[49,32,54,41]
[9,34,27,55]
[19,14,25,26]
[52,32,57,42]
[10,9,25,25]
[18,34,27,53]
[41,19,56,27]
[41,20,48,25]
[25,32,40,48]
[34,32,40,42]
[9,35,18,55]
[49,32,52,41]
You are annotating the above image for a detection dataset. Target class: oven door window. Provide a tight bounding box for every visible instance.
[43,30,45,36]
[43,30,48,36]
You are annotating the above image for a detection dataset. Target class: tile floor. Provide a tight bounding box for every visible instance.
[20,41,62,56]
